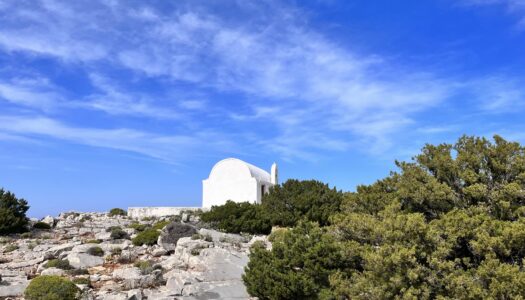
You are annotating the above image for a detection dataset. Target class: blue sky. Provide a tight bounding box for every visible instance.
[1,0,524,217]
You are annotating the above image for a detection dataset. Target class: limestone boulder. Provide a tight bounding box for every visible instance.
[0,276,29,297]
[66,252,104,269]
[41,215,56,227]
[199,228,250,244]
[41,267,66,276]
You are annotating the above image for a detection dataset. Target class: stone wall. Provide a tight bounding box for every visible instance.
[127,207,203,219]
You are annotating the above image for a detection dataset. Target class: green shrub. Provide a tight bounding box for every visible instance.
[68,268,89,276]
[128,222,147,232]
[79,215,92,222]
[84,239,101,244]
[45,259,72,270]
[4,244,18,253]
[201,201,271,234]
[24,275,79,300]
[262,179,343,227]
[132,229,160,246]
[71,277,90,286]
[109,226,129,240]
[133,260,162,274]
[87,246,104,257]
[190,245,208,256]
[152,220,170,230]
[108,208,126,217]
[33,222,51,230]
[191,233,202,240]
[110,247,122,255]
[0,188,29,234]
[21,232,32,239]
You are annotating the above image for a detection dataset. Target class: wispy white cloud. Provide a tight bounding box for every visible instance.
[82,74,182,119]
[0,0,523,162]
[460,0,525,28]
[0,77,63,110]
[0,115,233,164]
[463,77,525,112]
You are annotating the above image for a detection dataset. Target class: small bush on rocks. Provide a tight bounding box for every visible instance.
[132,229,160,246]
[79,215,91,222]
[33,222,51,230]
[24,275,79,300]
[152,220,170,230]
[68,268,89,276]
[21,232,32,239]
[191,233,202,240]
[72,277,90,286]
[134,260,162,275]
[110,247,122,255]
[158,222,197,248]
[84,239,101,244]
[190,247,203,256]
[87,246,104,257]
[45,259,72,270]
[128,222,147,232]
[4,244,18,253]
[109,226,129,240]
[108,208,126,217]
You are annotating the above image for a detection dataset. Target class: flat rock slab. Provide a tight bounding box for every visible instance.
[67,252,104,269]
[0,277,29,297]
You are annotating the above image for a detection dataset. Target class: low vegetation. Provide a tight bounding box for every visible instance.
[85,239,102,244]
[45,259,72,270]
[4,244,18,253]
[72,277,90,286]
[134,260,162,275]
[33,222,51,230]
[132,228,160,246]
[24,275,79,300]
[109,226,129,240]
[87,246,104,257]
[128,222,147,232]
[108,208,126,217]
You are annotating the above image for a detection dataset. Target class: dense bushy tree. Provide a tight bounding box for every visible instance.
[245,135,525,299]
[243,222,346,299]
[329,135,525,299]
[262,179,343,227]
[0,188,29,234]
[201,201,271,234]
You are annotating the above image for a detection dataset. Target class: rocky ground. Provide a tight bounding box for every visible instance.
[0,212,268,299]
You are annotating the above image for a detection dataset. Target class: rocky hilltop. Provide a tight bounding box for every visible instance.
[0,211,268,299]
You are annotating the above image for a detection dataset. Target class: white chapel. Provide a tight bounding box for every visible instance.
[202,158,278,208]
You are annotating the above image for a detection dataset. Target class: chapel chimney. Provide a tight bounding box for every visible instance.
[271,162,278,185]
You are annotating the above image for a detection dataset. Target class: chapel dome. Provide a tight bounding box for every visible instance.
[208,158,271,182]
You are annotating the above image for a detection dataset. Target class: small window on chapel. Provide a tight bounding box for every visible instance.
[261,185,265,195]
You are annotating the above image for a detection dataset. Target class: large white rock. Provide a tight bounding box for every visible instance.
[66,252,104,269]
[0,276,29,297]
[183,280,250,299]
[41,215,55,227]
[112,267,142,280]
[41,267,66,276]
